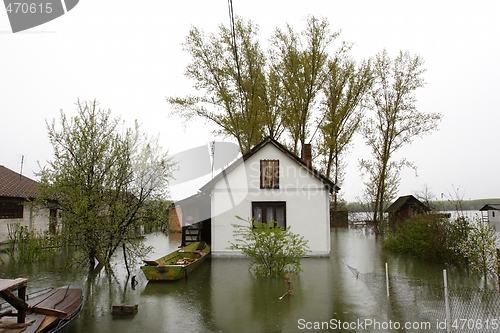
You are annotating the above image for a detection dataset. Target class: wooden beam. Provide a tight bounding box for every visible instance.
[29,306,67,318]
[17,285,26,324]
[0,278,28,293]
[0,289,28,311]
[0,320,35,329]
[0,287,29,324]
[0,308,14,317]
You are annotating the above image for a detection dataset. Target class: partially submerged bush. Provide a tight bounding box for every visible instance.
[384,214,499,279]
[384,214,452,262]
[450,216,498,279]
[6,225,62,262]
[229,217,309,277]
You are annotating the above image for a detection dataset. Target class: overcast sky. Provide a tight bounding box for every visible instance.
[1,0,499,202]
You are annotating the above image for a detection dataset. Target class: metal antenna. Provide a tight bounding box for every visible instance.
[19,155,24,179]
[211,141,216,179]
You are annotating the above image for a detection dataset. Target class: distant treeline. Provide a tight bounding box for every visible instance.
[345,198,500,213]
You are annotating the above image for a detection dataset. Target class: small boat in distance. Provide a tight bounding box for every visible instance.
[141,241,210,281]
[0,278,84,333]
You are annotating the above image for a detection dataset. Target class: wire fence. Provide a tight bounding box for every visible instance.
[346,264,500,332]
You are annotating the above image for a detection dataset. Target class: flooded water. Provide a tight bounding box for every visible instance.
[0,228,495,332]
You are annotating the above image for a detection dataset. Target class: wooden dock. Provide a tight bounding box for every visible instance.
[0,279,84,333]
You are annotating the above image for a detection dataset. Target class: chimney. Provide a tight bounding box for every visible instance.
[301,144,312,167]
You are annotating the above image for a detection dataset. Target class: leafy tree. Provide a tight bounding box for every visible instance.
[269,16,338,155]
[360,49,442,227]
[141,199,171,233]
[169,16,339,155]
[316,44,373,217]
[37,99,173,269]
[168,17,273,153]
[229,217,309,277]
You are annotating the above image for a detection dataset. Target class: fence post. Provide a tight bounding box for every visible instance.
[443,269,451,333]
[496,248,500,292]
[385,262,390,298]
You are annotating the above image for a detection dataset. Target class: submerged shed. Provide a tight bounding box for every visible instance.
[385,195,430,225]
[479,204,500,230]
[479,204,500,222]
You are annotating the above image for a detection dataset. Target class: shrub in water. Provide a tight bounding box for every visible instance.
[384,214,453,263]
[229,217,309,277]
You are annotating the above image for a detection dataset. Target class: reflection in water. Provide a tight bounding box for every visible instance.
[0,228,494,332]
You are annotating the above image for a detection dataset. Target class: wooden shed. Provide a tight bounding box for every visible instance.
[385,195,430,226]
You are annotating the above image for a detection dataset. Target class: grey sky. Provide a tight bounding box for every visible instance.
[1,0,499,202]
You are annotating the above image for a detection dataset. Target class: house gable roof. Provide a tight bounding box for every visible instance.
[199,137,338,194]
[0,165,39,199]
[385,195,430,213]
[479,204,500,211]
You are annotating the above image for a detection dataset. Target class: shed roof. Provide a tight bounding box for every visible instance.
[0,165,39,199]
[385,195,430,213]
[479,204,500,211]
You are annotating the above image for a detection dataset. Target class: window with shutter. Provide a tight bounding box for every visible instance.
[260,160,279,189]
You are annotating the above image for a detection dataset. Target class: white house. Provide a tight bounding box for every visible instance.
[480,204,500,231]
[173,137,338,257]
[0,165,58,243]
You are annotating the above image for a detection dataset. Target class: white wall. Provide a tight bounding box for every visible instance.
[487,210,500,231]
[0,204,52,243]
[211,143,331,257]
[488,210,500,223]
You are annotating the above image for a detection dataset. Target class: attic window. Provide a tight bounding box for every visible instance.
[260,160,279,189]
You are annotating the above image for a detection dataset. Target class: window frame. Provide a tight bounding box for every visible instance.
[251,201,286,228]
[0,200,24,219]
[260,159,279,189]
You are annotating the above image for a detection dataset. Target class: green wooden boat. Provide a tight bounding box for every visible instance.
[141,241,210,281]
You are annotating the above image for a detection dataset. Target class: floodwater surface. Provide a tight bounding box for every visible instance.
[0,228,494,332]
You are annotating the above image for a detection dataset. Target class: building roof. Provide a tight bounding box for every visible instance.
[198,136,339,194]
[385,195,430,213]
[0,165,39,199]
[479,204,500,211]
[175,191,208,207]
